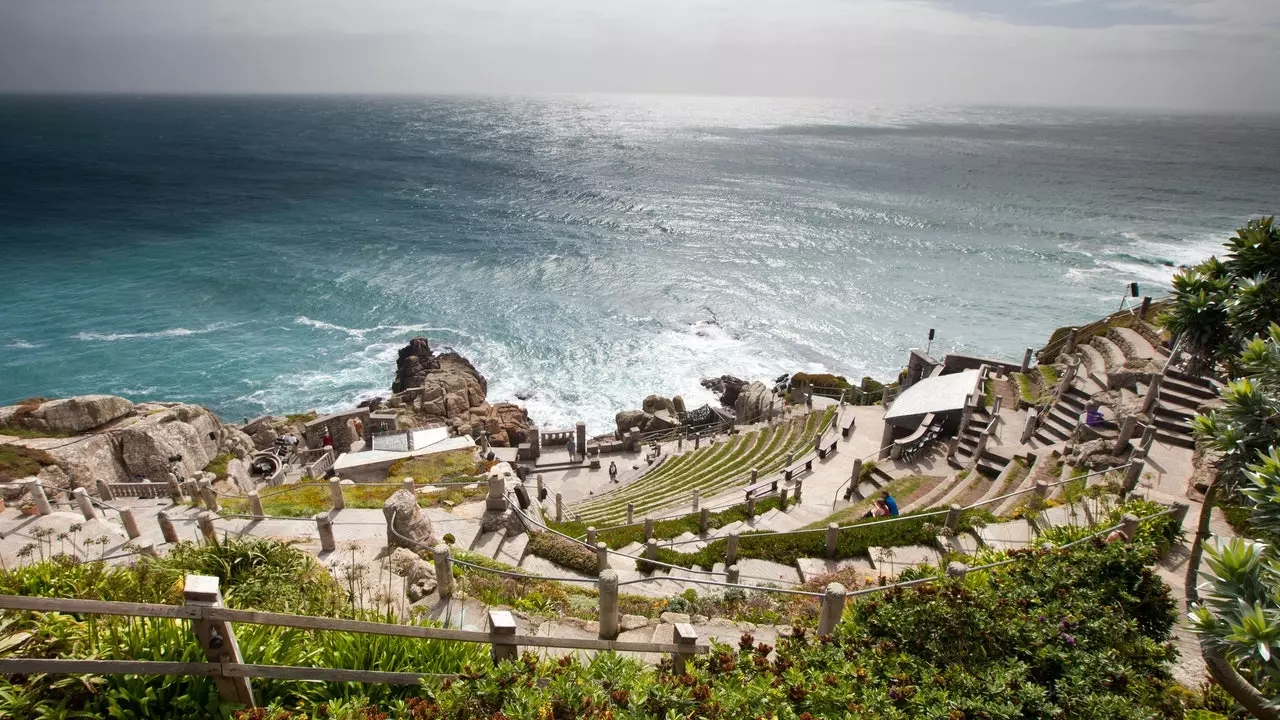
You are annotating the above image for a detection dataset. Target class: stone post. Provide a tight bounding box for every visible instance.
[72,487,97,521]
[184,479,198,502]
[1141,374,1163,414]
[137,542,158,558]
[692,489,699,513]
[644,538,658,565]
[96,479,115,502]
[750,468,759,484]
[1123,452,1146,495]
[487,476,508,512]
[198,481,218,513]
[248,491,265,519]
[529,426,541,460]
[402,478,415,494]
[677,436,683,451]
[825,523,840,558]
[784,451,794,466]
[849,459,862,495]
[597,570,620,640]
[167,477,184,504]
[746,495,756,517]
[878,422,895,460]
[944,504,961,532]
[315,513,335,552]
[434,543,454,599]
[586,526,597,546]
[196,511,217,544]
[1119,513,1141,542]
[626,502,634,524]
[119,507,141,539]
[1020,408,1038,444]
[991,395,1003,415]
[1056,361,1077,399]
[1021,348,1033,374]
[1139,296,1152,319]
[1033,481,1049,500]
[813,434,823,453]
[329,478,345,511]
[818,583,847,636]
[554,492,563,522]
[158,511,179,544]
[1115,415,1137,452]
[644,517,655,541]
[1139,424,1157,451]
[536,474,545,499]
[699,508,709,534]
[575,421,586,462]
[673,623,698,675]
[183,575,255,707]
[694,436,700,450]
[489,609,518,664]
[794,478,803,504]
[26,481,51,516]
[1170,502,1190,527]
[596,542,609,573]
[726,565,740,584]
[880,386,890,408]
[1064,329,1077,354]
[779,487,789,509]
[725,531,740,567]
[946,562,969,579]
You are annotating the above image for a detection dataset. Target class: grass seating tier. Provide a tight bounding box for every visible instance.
[573,409,833,525]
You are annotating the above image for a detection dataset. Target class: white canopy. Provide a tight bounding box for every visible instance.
[883,369,980,425]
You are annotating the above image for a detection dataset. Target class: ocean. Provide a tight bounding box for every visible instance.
[1,95,1277,432]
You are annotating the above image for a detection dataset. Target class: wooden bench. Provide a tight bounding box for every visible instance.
[817,437,838,459]
[743,477,778,500]
[783,456,814,482]
[840,413,856,439]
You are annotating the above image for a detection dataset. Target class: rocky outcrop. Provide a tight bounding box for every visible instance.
[388,547,437,602]
[701,375,748,408]
[17,395,133,434]
[642,395,676,415]
[733,381,773,424]
[389,337,530,447]
[219,426,256,460]
[119,404,220,481]
[383,489,438,550]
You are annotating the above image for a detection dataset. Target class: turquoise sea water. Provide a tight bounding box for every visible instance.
[1,96,1278,430]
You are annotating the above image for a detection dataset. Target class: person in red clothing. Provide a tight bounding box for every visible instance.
[322,430,334,449]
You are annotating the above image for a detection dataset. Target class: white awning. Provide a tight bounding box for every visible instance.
[883,369,980,423]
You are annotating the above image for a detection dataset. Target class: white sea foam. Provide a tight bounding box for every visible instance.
[73,323,234,342]
[6,340,39,349]
[293,316,471,341]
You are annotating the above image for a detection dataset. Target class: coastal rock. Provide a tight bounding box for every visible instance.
[18,434,131,489]
[642,395,676,415]
[23,395,133,434]
[225,458,253,493]
[733,381,772,424]
[615,409,649,437]
[219,426,256,460]
[701,375,748,407]
[647,410,679,433]
[383,489,438,549]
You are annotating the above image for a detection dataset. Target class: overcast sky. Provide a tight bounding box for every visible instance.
[2,0,1278,110]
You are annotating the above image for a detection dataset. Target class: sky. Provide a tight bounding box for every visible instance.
[1,0,1278,110]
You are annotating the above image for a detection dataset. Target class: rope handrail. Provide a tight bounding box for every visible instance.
[963,463,1132,510]
[451,557,596,585]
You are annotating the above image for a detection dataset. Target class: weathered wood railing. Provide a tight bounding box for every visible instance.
[0,574,708,709]
[293,447,334,479]
[104,480,165,499]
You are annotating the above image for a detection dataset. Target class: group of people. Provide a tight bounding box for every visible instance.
[864,491,900,518]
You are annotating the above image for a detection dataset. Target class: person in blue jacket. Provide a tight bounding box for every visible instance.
[881,491,899,516]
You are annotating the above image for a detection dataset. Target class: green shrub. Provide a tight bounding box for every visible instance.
[526,531,599,576]
[203,452,232,480]
[386,448,483,482]
[0,444,55,482]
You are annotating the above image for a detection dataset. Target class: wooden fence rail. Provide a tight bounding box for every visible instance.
[0,575,708,709]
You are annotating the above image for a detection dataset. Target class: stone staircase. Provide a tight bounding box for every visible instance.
[1139,370,1221,449]
[1030,384,1090,447]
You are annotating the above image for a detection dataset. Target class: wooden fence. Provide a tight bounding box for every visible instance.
[0,574,707,709]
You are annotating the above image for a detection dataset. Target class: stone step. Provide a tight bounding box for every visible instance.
[735,558,803,586]
[712,520,746,538]
[1044,409,1076,432]
[471,530,504,558]
[938,531,980,556]
[1165,369,1221,395]
[1110,326,1162,362]
[786,503,829,526]
[978,519,1035,551]
[1155,430,1197,450]
[1076,344,1106,375]
[866,545,939,573]
[495,532,529,566]
[1156,384,1210,410]
[1036,422,1070,442]
[1092,336,1127,369]
[1154,403,1195,422]
[757,508,804,532]
[796,556,875,583]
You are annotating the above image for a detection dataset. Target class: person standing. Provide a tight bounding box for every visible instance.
[322,430,334,450]
[566,437,576,463]
[608,461,618,483]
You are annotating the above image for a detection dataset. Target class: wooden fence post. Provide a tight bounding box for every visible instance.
[329,479,345,511]
[72,488,97,521]
[598,570,620,640]
[488,609,518,664]
[184,575,255,708]
[315,513,335,552]
[158,510,179,544]
[818,582,847,636]
[434,544,454,599]
[673,623,698,675]
[27,481,51,516]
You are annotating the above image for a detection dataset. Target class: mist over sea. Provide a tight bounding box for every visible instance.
[1,95,1277,430]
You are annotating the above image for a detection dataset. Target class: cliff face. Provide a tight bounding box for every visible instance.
[388,337,530,447]
[0,395,254,497]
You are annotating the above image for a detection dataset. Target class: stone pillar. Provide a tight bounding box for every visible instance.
[196,511,217,543]
[1139,296,1152,320]
[944,504,961,532]
[694,436,700,450]
[586,526,597,545]
[1141,374,1163,414]
[1021,348,1033,374]
[158,511,179,544]
[725,531,740,567]
[1064,329,1077,354]
[119,507,141,539]
[746,495,756,517]
[1170,502,1190,527]
[554,492,563,522]
[1139,424,1157,451]
[825,523,840,558]
[1115,415,1138,452]
[991,395,1002,415]
[529,426,541,460]
[677,436,683,452]
[402,478,415,494]
[779,487,789,508]
[575,421,587,462]
[626,502,634,524]
[726,565,740,584]
[1020,408,1038,444]
[946,562,969,579]
[1033,481,1049,500]
[248,491,265,518]
[167,477,184,504]
[596,542,609,573]
[818,582,847,636]
[849,459,863,496]
[692,489,699,513]
[880,386,890,408]
[183,575,255,707]
[72,488,97,521]
[198,481,218,513]
[644,538,658,565]
[315,513,335,552]
[184,479,198,501]
[699,508,709,534]
[1123,453,1146,495]
[879,422,895,460]
[96,479,115,502]
[750,468,759,484]
[434,544,454,599]
[644,517,655,541]
[487,476,508,512]
[794,479,803,504]
[136,542,158,558]
[597,570,619,640]
[1056,361,1077,398]
[329,478,345,511]
[536,474,545,500]
[488,609,518,664]
[27,481,51,516]
[673,624,698,675]
[1119,513,1141,542]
